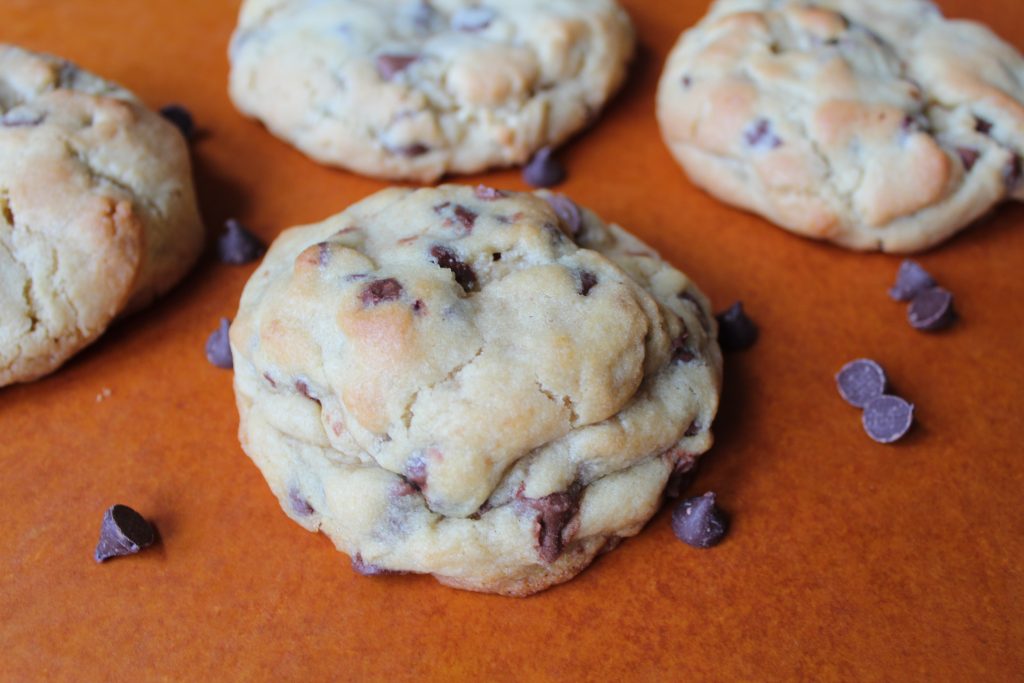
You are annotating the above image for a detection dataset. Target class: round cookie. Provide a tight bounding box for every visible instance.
[228,0,635,182]
[657,0,1024,252]
[230,185,722,596]
[0,46,204,387]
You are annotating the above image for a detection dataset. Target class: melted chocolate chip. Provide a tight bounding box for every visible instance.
[957,147,980,171]
[451,6,496,31]
[907,286,956,331]
[351,554,407,576]
[474,185,506,200]
[671,331,695,363]
[577,270,598,296]
[217,219,265,265]
[743,118,782,150]
[360,278,404,306]
[522,146,567,188]
[159,104,195,140]
[716,301,758,351]
[94,504,156,562]
[974,117,993,135]
[862,395,914,444]
[429,245,477,292]
[516,485,582,563]
[542,193,582,238]
[205,318,233,369]
[376,53,418,80]
[1,108,45,127]
[453,205,477,231]
[835,359,888,408]
[889,260,935,302]
[671,492,728,548]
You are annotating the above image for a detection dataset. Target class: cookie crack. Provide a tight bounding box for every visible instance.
[401,344,485,430]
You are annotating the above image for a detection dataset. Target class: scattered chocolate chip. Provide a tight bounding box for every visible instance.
[474,185,506,200]
[889,259,935,301]
[451,6,496,31]
[716,301,758,351]
[908,286,956,331]
[974,116,993,135]
[94,504,156,562]
[862,395,914,444]
[360,278,404,306]
[542,193,582,238]
[205,318,233,369]
[159,104,195,140]
[577,270,598,296]
[522,146,567,188]
[743,118,782,150]
[376,53,418,80]
[516,485,582,563]
[429,244,477,292]
[288,488,315,516]
[1,107,45,127]
[671,492,727,549]
[351,553,407,576]
[217,218,265,265]
[835,359,888,408]
[957,147,980,171]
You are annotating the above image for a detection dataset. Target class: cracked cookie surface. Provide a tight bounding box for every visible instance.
[656,0,1024,252]
[0,45,204,387]
[228,0,635,182]
[230,185,722,595]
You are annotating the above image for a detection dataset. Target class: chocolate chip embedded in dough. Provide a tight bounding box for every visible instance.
[957,147,980,171]
[360,278,404,307]
[94,504,157,562]
[577,270,598,296]
[743,118,782,150]
[862,395,914,444]
[542,193,582,238]
[429,245,478,292]
[515,486,582,564]
[835,359,888,408]
[671,492,727,549]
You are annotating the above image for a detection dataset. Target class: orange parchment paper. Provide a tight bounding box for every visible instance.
[2,1,1022,680]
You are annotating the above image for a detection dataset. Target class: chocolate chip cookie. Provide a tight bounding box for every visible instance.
[230,185,723,595]
[0,45,204,387]
[657,0,1024,252]
[228,0,635,182]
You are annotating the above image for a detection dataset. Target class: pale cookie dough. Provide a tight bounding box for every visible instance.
[228,0,635,182]
[0,45,204,387]
[230,185,722,596]
[657,0,1024,252]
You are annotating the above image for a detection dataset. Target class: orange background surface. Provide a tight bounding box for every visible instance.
[2,1,1023,680]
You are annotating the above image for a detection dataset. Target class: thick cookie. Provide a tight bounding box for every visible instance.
[657,0,1024,252]
[0,46,204,387]
[230,185,722,595]
[228,0,634,182]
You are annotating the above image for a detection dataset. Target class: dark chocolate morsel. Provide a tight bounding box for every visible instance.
[360,278,404,306]
[835,358,888,408]
[522,146,567,188]
[453,205,477,232]
[907,286,956,331]
[515,485,582,563]
[159,104,195,140]
[429,244,478,292]
[743,118,782,150]
[671,492,728,549]
[375,53,418,80]
[351,553,407,576]
[862,395,914,444]
[217,218,266,265]
[288,488,315,516]
[474,185,506,200]
[715,301,758,351]
[94,504,156,562]
[390,142,430,157]
[974,116,992,135]
[205,318,233,369]
[889,259,936,301]
[577,270,598,296]
[451,6,496,31]
[957,147,980,171]
[542,193,582,238]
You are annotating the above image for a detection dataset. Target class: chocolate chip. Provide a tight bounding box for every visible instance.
[404,453,428,492]
[671,331,695,363]
[453,205,477,231]
[451,6,496,31]
[217,218,265,265]
[159,104,195,140]
[474,185,506,200]
[516,485,582,563]
[577,270,598,296]
[862,395,914,444]
[94,504,156,562]
[376,53,418,80]
[665,460,698,499]
[288,488,315,516]
[351,554,407,576]
[908,286,956,331]
[389,142,431,157]
[522,146,567,188]
[412,299,427,314]
[743,118,782,150]
[715,301,758,351]
[542,193,582,238]
[671,492,727,549]
[429,244,477,292]
[1005,154,1022,193]
[957,147,980,171]
[1,107,45,127]
[684,419,701,437]
[835,359,888,408]
[889,259,936,302]
[360,278,404,306]
[974,116,993,135]
[205,318,233,369]
[492,252,501,261]
[295,379,318,401]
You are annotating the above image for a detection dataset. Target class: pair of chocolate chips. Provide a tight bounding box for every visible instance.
[890,260,956,331]
[835,359,915,443]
